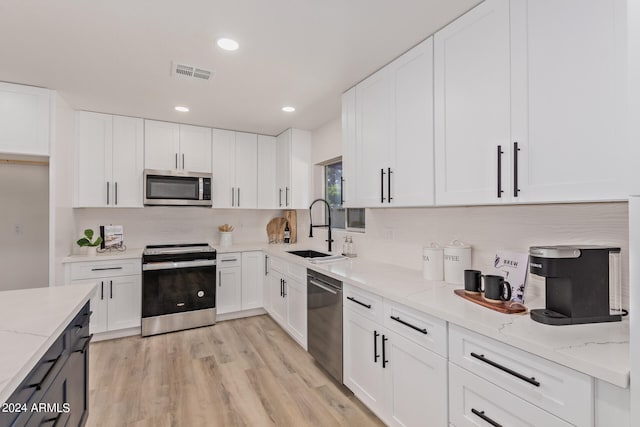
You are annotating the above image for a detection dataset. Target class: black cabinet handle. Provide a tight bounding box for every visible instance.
[374,330,380,363]
[28,356,60,391]
[100,281,104,300]
[238,188,241,207]
[106,181,109,205]
[175,153,178,169]
[264,255,269,275]
[382,335,388,368]
[219,271,222,287]
[513,142,520,197]
[73,334,93,354]
[280,279,283,297]
[283,280,287,297]
[387,168,392,203]
[496,145,504,198]
[380,169,386,203]
[42,413,62,426]
[471,352,540,387]
[91,267,123,271]
[232,187,235,207]
[110,280,113,299]
[279,188,283,207]
[390,315,427,335]
[471,409,502,427]
[340,177,345,205]
[221,258,238,262]
[347,296,371,309]
[285,187,289,206]
[115,182,118,205]
[182,153,185,170]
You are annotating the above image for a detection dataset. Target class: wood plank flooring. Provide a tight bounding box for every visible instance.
[86,315,383,427]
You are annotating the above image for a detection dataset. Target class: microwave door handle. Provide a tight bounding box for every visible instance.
[199,178,204,200]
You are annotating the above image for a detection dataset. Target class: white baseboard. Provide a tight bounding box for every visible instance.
[217,307,266,321]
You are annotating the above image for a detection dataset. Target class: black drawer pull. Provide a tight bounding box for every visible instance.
[471,409,502,427]
[221,259,238,262]
[347,296,371,309]
[382,335,389,368]
[73,335,93,354]
[390,316,428,334]
[471,352,540,387]
[91,266,123,271]
[374,330,380,363]
[42,413,62,426]
[27,356,60,391]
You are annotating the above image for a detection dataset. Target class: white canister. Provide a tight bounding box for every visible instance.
[219,232,233,247]
[444,240,472,285]
[422,243,444,281]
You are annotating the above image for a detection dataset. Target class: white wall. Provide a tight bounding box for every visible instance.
[311,117,341,164]
[52,93,76,285]
[0,163,49,290]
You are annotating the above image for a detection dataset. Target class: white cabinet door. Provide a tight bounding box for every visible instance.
[179,124,212,173]
[212,128,235,208]
[275,130,291,208]
[384,331,448,427]
[263,255,272,314]
[343,309,385,416]
[285,277,307,348]
[112,116,143,207]
[144,120,180,171]
[89,281,108,334]
[0,82,50,156]
[434,0,512,205]
[270,272,286,326]
[510,0,628,202]
[289,129,311,209]
[391,37,435,207]
[75,111,112,207]
[106,275,141,331]
[241,251,264,310]
[217,266,242,314]
[257,135,277,209]
[355,68,395,207]
[234,132,258,209]
[341,88,357,207]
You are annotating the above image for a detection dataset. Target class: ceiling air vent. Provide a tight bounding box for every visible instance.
[172,61,213,81]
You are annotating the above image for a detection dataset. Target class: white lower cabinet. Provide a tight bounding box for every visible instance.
[241,251,265,310]
[217,264,242,315]
[64,258,142,335]
[217,251,265,315]
[343,285,448,426]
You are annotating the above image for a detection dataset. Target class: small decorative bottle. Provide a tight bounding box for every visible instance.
[283,221,291,244]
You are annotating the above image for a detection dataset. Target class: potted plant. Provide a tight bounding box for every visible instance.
[77,229,103,256]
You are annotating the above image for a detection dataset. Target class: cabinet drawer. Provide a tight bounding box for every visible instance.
[69,258,140,280]
[383,300,448,357]
[66,302,91,353]
[218,252,241,268]
[449,363,572,427]
[287,263,306,282]
[344,284,383,323]
[449,325,592,426]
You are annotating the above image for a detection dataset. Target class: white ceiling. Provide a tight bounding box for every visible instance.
[0,0,481,135]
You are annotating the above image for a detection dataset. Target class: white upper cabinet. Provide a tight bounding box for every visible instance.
[75,111,143,207]
[434,0,512,206]
[510,0,628,202]
[434,0,628,205]
[0,82,50,157]
[211,129,258,209]
[257,135,277,209]
[275,129,311,209]
[144,120,212,173]
[347,37,434,208]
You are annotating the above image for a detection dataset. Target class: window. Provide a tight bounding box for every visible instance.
[325,160,365,231]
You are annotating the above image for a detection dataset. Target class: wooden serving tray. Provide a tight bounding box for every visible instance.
[454,289,528,314]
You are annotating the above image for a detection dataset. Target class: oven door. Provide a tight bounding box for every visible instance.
[142,260,216,318]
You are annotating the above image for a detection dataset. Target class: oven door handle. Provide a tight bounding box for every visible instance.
[142,259,217,271]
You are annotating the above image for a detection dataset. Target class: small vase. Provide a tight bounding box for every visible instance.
[87,246,98,257]
[219,232,233,247]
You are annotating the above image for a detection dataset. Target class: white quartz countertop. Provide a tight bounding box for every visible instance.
[61,248,143,263]
[261,243,630,388]
[0,284,96,403]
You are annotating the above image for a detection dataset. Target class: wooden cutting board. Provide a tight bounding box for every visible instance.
[266,217,287,242]
[454,289,528,314]
[284,210,297,243]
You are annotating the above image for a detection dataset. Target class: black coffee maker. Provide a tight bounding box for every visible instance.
[529,245,622,325]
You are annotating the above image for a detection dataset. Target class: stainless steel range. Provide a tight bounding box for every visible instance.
[142,243,217,336]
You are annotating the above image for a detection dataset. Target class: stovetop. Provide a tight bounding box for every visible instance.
[143,243,214,256]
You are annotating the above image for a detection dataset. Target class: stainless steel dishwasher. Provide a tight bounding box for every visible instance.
[307,269,343,383]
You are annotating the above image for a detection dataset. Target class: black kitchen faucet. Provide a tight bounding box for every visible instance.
[308,198,333,253]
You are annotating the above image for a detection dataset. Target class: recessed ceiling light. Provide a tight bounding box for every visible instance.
[217,38,239,51]
[282,106,296,113]
[174,106,190,112]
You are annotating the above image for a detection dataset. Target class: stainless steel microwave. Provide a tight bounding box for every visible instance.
[144,169,212,206]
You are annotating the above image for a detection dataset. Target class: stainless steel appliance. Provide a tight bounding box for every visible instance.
[307,269,343,383]
[144,169,212,206]
[529,245,622,325]
[142,243,217,336]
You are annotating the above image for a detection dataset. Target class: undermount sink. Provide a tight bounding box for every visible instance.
[287,250,331,259]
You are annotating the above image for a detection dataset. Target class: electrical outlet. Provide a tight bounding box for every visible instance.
[14,224,23,235]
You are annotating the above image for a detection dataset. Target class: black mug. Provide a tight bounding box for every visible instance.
[464,270,483,293]
[483,275,512,302]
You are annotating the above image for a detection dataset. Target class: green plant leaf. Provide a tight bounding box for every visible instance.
[92,236,103,247]
[77,238,90,247]
[84,229,94,239]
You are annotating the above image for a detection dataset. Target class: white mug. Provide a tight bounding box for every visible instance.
[423,243,444,281]
[444,240,472,285]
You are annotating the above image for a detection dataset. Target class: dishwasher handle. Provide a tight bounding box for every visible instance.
[309,279,340,295]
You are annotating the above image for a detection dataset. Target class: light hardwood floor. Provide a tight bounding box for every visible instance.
[86,315,383,427]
